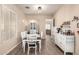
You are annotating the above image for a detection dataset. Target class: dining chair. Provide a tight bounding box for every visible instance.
[27,35,37,55]
[21,31,27,52]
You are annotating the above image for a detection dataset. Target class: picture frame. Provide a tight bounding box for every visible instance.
[77,23,79,28]
[53,18,55,27]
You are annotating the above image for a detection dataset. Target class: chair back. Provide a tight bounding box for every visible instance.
[21,31,27,40]
[28,34,37,43]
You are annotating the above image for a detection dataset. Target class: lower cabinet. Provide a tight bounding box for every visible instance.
[54,33,75,55]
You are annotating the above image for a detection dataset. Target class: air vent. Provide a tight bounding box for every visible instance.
[25,6,30,9]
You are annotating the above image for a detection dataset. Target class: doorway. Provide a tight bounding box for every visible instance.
[45,19,53,35]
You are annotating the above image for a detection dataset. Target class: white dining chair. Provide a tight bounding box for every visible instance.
[21,31,27,39]
[21,31,27,52]
[27,35,37,55]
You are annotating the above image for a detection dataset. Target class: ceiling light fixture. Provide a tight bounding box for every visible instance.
[25,6,30,9]
[33,5,46,14]
[33,5,45,11]
[38,6,42,10]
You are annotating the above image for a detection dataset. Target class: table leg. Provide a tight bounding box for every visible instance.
[39,41,41,53]
[23,41,25,53]
[22,41,23,48]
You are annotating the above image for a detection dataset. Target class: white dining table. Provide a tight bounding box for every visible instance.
[22,34,41,53]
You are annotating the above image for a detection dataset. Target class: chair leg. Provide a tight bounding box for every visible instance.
[27,43,29,55]
[35,46,37,55]
[28,47,30,55]
[23,42,25,53]
[35,48,36,55]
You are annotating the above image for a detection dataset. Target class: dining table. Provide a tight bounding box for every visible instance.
[22,33,41,53]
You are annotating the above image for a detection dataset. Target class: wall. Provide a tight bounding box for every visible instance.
[54,4,79,54]
[0,4,26,55]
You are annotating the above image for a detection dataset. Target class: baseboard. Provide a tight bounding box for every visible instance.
[4,42,21,55]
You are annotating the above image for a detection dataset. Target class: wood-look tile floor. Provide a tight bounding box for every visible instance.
[7,35,63,55]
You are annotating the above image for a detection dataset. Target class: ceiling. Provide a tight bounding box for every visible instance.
[16,4,63,15]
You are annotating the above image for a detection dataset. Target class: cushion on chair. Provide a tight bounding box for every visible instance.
[23,38,27,40]
[29,44,36,46]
